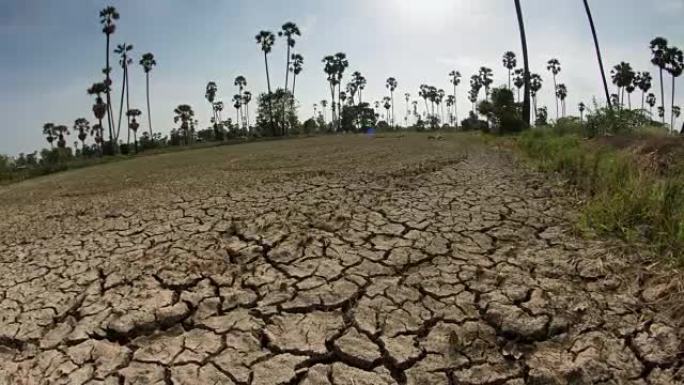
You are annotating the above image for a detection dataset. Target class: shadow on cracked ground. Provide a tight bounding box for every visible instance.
[0,133,682,384]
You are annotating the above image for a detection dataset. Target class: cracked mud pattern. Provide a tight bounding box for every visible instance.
[0,135,682,385]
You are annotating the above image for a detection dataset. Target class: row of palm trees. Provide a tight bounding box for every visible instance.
[42,6,158,155]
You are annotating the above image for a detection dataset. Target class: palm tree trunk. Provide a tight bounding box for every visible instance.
[292,74,297,98]
[583,0,612,110]
[146,72,153,137]
[508,69,512,90]
[105,34,115,154]
[514,0,531,126]
[671,75,676,133]
[285,45,291,91]
[125,65,131,146]
[390,92,395,126]
[117,65,126,141]
[659,68,665,124]
[263,52,276,135]
[553,75,559,120]
[641,91,645,111]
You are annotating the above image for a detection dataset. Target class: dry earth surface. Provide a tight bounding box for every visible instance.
[0,133,682,385]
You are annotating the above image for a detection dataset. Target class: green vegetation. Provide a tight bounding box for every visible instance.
[517,123,683,264]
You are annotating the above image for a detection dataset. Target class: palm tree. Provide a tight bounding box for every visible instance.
[256,31,276,133]
[99,6,119,153]
[665,46,683,131]
[512,69,525,102]
[53,125,69,149]
[382,96,391,122]
[650,37,669,124]
[469,76,482,112]
[87,82,108,154]
[611,62,635,108]
[646,93,657,117]
[43,123,56,148]
[449,70,461,126]
[437,89,446,124]
[556,84,568,117]
[126,109,141,152]
[290,53,304,97]
[547,58,562,119]
[578,102,586,123]
[626,83,636,109]
[514,0,531,126]
[582,0,612,109]
[205,82,218,129]
[386,77,398,126]
[404,92,411,127]
[323,56,339,129]
[502,51,517,89]
[74,118,90,153]
[673,106,681,130]
[446,95,455,125]
[322,53,348,131]
[478,67,493,100]
[635,72,652,111]
[352,71,367,103]
[242,91,252,129]
[173,104,194,145]
[529,73,543,120]
[139,52,156,138]
[234,76,247,128]
[320,100,328,123]
[278,22,300,92]
[114,43,133,144]
[232,94,243,127]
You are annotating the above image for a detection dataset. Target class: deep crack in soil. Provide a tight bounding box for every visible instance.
[0,134,682,385]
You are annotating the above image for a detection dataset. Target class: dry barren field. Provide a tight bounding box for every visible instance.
[0,133,682,385]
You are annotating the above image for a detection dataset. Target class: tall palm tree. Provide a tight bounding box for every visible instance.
[514,0,531,126]
[469,76,482,112]
[582,0,612,109]
[234,76,247,128]
[256,31,276,133]
[665,46,683,131]
[278,22,300,92]
[74,118,90,153]
[323,56,339,129]
[404,92,411,127]
[578,102,586,123]
[173,104,194,145]
[437,89,446,124]
[205,82,218,129]
[650,37,669,124]
[386,77,398,126]
[320,100,328,123]
[232,94,243,128]
[87,82,108,154]
[322,53,348,131]
[529,73,543,120]
[512,69,525,102]
[478,67,493,101]
[502,51,517,89]
[446,95,455,125]
[114,43,133,144]
[43,123,56,149]
[449,70,461,126]
[53,125,69,149]
[556,84,568,117]
[99,6,119,153]
[673,106,681,130]
[635,71,652,111]
[611,62,635,109]
[242,91,252,129]
[139,52,156,138]
[646,93,657,117]
[126,109,141,153]
[382,96,391,122]
[290,54,304,97]
[352,71,367,103]
[547,58,562,119]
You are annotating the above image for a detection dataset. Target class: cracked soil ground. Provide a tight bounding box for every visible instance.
[0,134,682,385]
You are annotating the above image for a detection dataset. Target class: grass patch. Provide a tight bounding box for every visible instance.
[517,129,684,265]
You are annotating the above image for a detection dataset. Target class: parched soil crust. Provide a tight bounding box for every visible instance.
[0,135,682,385]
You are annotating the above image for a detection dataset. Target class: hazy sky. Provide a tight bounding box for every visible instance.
[1,0,683,155]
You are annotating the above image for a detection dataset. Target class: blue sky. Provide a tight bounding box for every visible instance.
[1,0,683,155]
